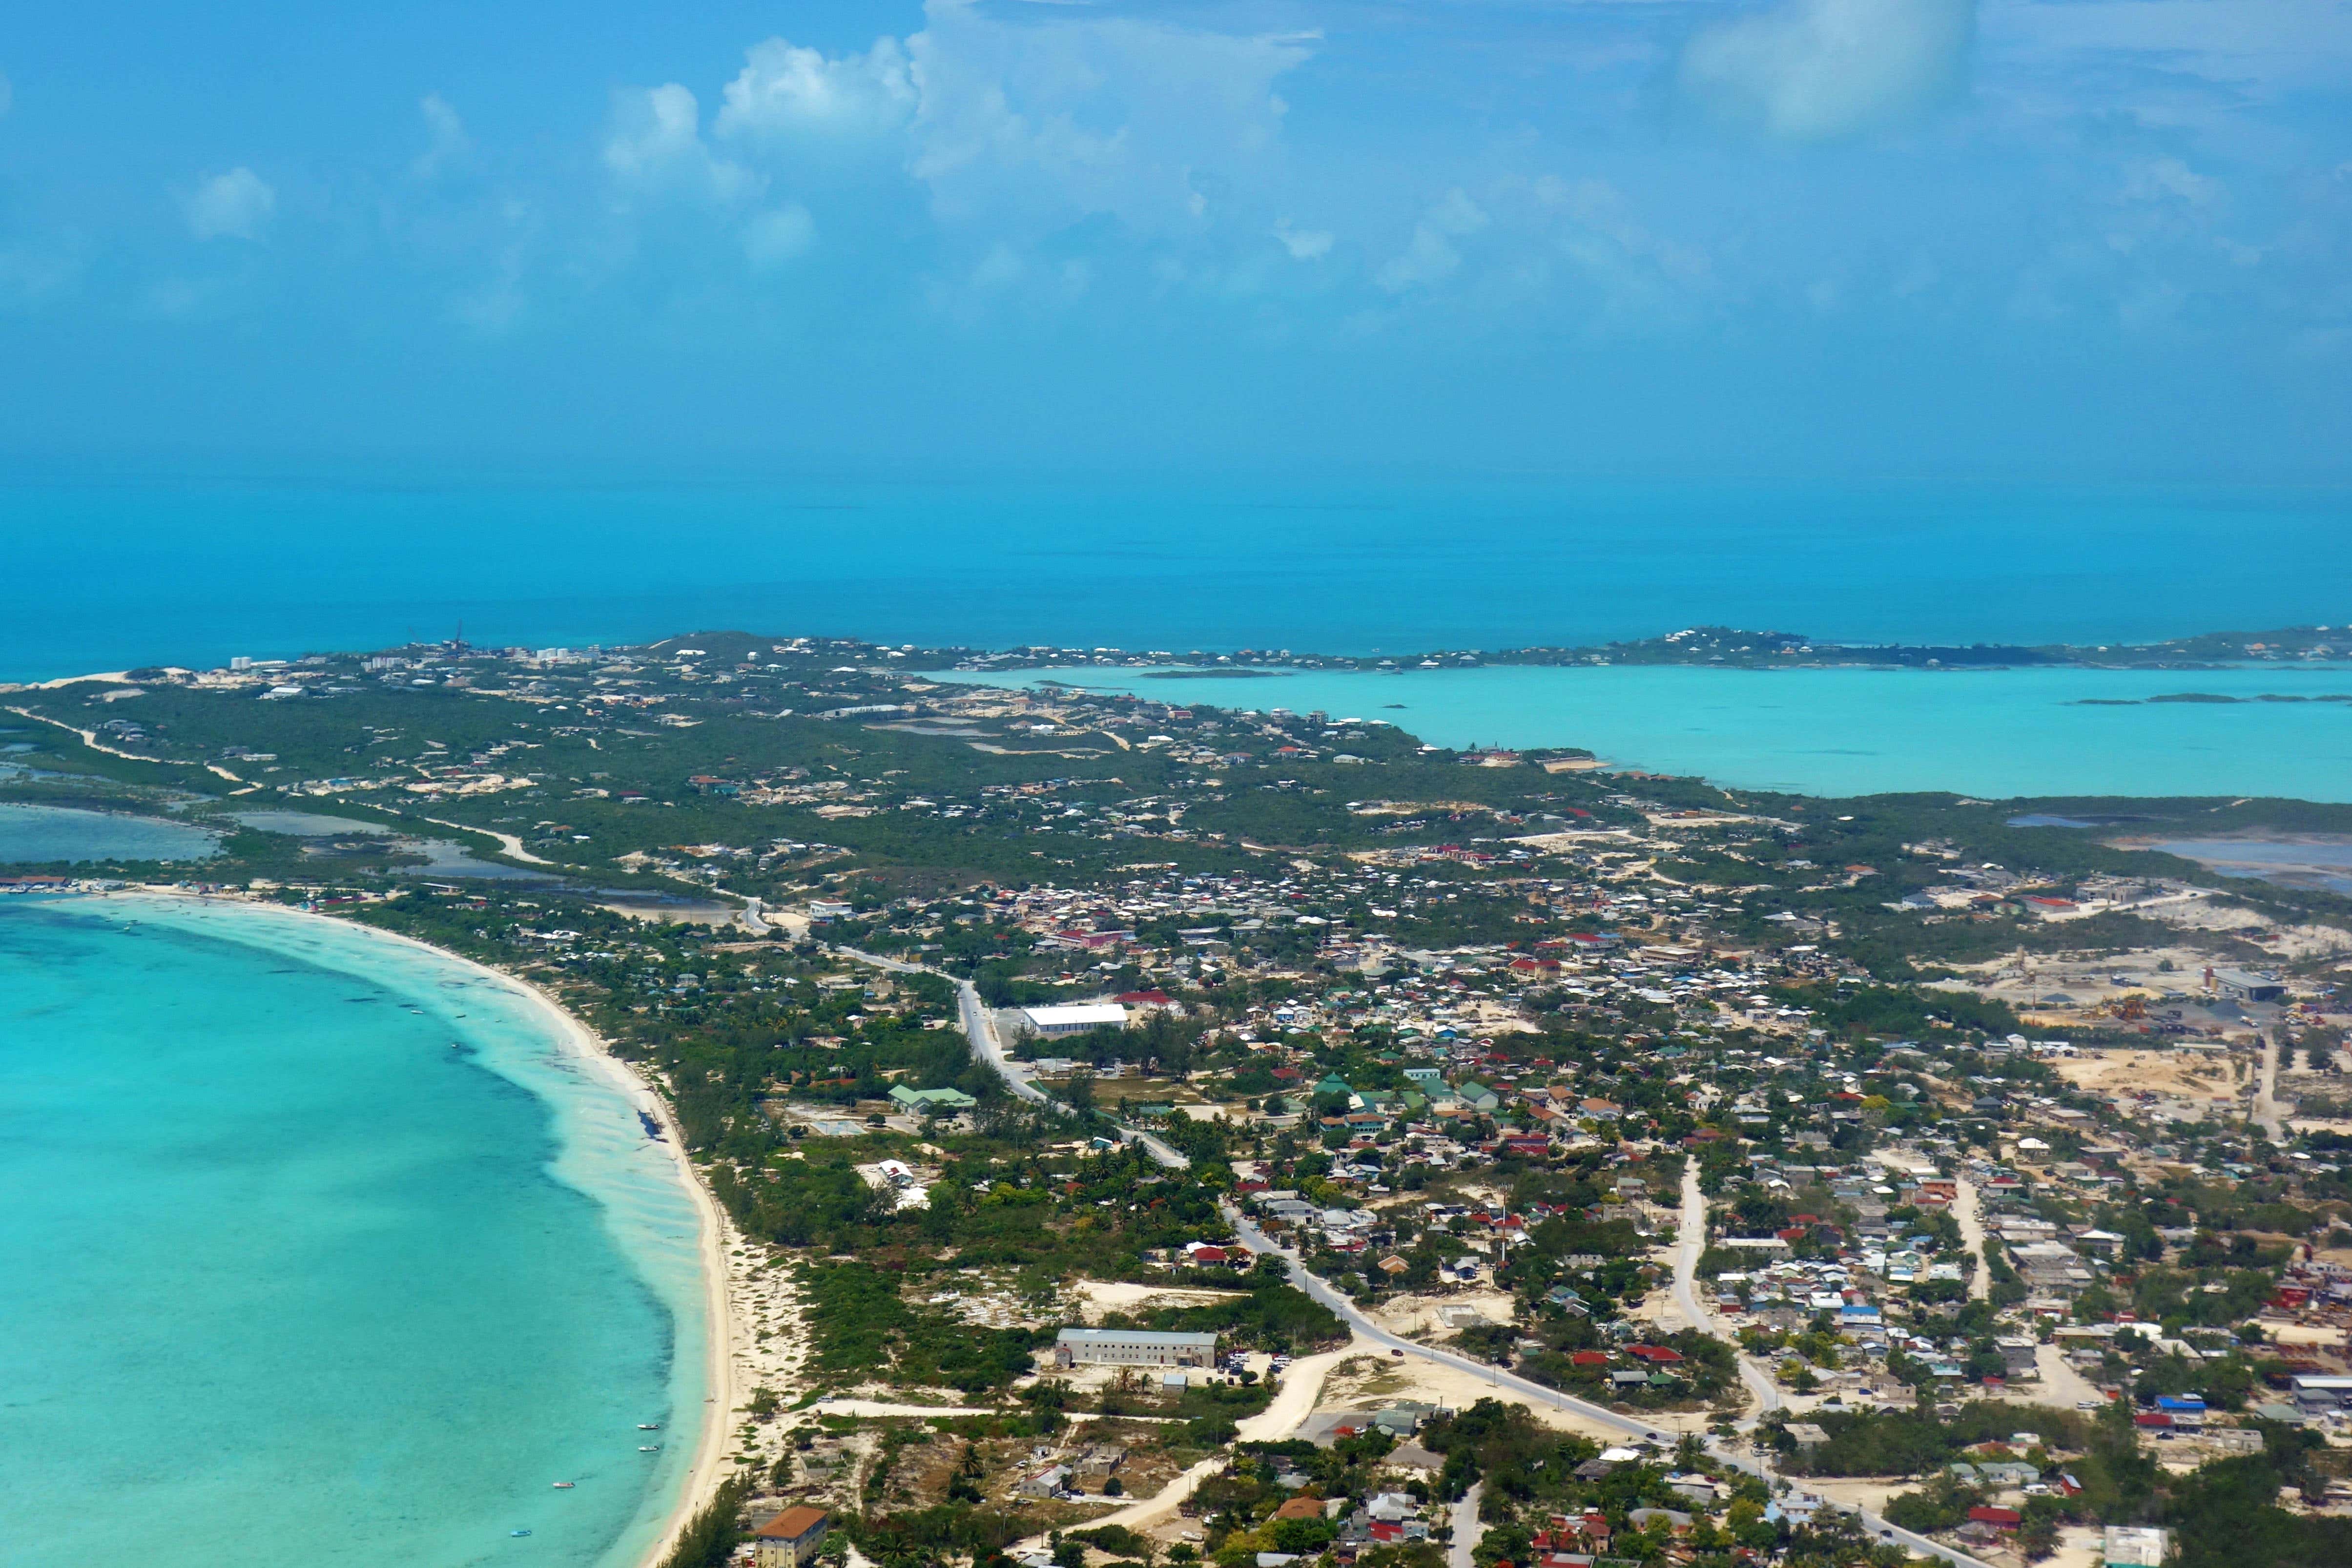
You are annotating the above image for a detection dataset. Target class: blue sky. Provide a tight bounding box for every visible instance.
[1,0,2348,478]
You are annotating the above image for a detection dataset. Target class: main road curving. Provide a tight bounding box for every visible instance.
[824,940,1188,1168]
[1223,1203,1988,1568]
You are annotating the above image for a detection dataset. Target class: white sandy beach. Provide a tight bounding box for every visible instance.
[492,969,740,1568]
[96,887,746,1568]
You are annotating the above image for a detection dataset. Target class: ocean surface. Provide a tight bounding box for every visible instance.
[0,895,706,1568]
[935,663,2352,801]
[4,476,2352,680]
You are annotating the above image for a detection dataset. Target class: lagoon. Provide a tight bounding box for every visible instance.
[936,662,2352,801]
[0,803,223,864]
[0,896,705,1568]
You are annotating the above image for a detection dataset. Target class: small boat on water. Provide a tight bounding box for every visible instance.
[552,1481,575,1489]
[638,1423,661,1430]
[510,1528,533,1537]
[639,1444,661,1452]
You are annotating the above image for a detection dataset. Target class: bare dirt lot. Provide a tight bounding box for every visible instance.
[2048,1049,2240,1105]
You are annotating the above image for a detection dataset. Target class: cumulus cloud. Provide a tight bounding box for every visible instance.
[1677,0,1974,142]
[2121,157,2220,210]
[1377,190,1488,293]
[603,83,755,204]
[1275,221,1332,261]
[905,2,1314,237]
[743,204,816,268]
[182,167,275,241]
[413,93,471,179]
[714,38,916,142]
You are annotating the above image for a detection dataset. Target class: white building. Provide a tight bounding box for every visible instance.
[1022,1003,1128,1038]
[1052,1328,1219,1368]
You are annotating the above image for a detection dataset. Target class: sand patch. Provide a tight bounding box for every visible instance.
[1071,1279,1251,1323]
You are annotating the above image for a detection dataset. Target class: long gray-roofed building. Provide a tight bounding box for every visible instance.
[1053,1328,1220,1368]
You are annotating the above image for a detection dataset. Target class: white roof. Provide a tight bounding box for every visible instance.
[1056,1328,1219,1347]
[1024,1004,1128,1027]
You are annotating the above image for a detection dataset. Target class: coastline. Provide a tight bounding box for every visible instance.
[470,959,740,1568]
[73,886,743,1568]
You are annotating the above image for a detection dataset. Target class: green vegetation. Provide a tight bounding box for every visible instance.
[656,1474,753,1568]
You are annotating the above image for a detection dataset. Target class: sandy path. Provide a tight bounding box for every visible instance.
[1672,1161,1779,1417]
[1012,1337,1375,1550]
[417,815,557,866]
[2024,1345,2105,1410]
[5,703,157,762]
[1073,1281,1250,1318]
[1953,1177,1992,1303]
[2255,1034,2286,1141]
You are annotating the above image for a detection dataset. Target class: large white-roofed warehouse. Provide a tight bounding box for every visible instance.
[1021,1003,1128,1038]
[1052,1329,1219,1368]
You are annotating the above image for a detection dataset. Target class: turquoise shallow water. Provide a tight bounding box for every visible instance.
[937,663,2352,800]
[0,803,223,863]
[0,895,706,1568]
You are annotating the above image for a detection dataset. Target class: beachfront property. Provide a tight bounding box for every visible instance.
[750,1505,830,1568]
[1019,1002,1128,1038]
[1052,1327,1219,1369]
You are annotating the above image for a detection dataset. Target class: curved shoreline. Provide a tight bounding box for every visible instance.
[450,950,738,1568]
[71,887,738,1568]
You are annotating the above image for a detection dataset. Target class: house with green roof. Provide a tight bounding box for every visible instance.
[888,1085,978,1114]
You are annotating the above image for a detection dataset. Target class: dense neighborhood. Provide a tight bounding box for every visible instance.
[6,629,2352,1568]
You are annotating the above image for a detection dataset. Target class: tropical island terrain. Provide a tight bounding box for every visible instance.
[5,628,2352,1568]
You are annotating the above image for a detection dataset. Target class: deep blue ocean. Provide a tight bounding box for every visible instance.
[6,476,2351,680]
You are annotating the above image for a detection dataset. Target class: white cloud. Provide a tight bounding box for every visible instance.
[743,204,816,268]
[413,93,471,179]
[182,167,276,241]
[1276,221,1332,261]
[1377,190,1488,293]
[714,37,916,142]
[2121,157,2219,209]
[603,83,755,204]
[1677,0,1974,142]
[139,275,230,319]
[904,1,1314,237]
[971,242,1025,289]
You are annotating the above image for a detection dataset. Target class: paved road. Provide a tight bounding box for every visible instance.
[1448,1482,1485,1568]
[1225,1205,1988,1568]
[825,941,1189,1168]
